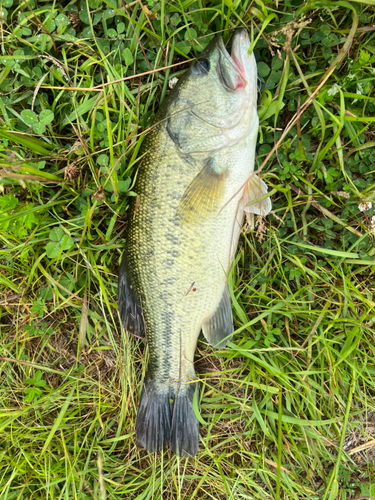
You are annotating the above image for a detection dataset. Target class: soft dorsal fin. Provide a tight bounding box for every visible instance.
[202,287,233,349]
[118,255,145,338]
[243,175,272,215]
[178,157,227,223]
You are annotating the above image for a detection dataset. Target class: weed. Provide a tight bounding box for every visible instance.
[1,0,375,498]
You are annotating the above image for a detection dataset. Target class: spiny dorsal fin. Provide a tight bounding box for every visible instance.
[178,157,227,223]
[202,287,233,349]
[243,175,272,216]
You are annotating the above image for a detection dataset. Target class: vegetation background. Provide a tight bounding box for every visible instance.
[1,0,375,498]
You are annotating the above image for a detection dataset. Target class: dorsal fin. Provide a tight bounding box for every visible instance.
[118,255,145,338]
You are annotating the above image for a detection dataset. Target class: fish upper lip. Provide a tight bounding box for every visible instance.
[231,29,249,79]
[217,34,247,89]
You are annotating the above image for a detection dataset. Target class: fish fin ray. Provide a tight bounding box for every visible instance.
[178,157,226,222]
[170,382,200,457]
[136,377,199,457]
[118,254,145,337]
[136,378,172,453]
[243,175,272,215]
[202,287,234,348]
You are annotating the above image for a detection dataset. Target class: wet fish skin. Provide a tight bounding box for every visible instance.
[118,29,271,457]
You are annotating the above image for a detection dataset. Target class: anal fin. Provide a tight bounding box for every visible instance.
[118,254,145,338]
[202,287,233,349]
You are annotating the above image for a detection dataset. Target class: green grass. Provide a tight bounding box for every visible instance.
[1,0,375,498]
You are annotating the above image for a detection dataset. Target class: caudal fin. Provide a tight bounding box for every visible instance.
[135,377,199,457]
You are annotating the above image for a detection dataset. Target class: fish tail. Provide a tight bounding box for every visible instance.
[136,376,199,457]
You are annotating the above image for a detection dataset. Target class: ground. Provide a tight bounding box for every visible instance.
[1,0,375,498]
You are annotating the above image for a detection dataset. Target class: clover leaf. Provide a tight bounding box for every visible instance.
[46,227,74,258]
[20,109,54,135]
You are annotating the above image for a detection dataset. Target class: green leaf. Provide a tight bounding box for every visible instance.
[117,22,125,34]
[107,28,117,37]
[192,384,207,425]
[93,12,102,25]
[21,109,38,125]
[46,227,74,258]
[82,26,93,38]
[102,8,115,21]
[49,227,64,242]
[62,96,98,126]
[1,162,62,181]
[0,273,21,293]
[55,13,69,26]
[46,241,61,259]
[24,388,35,402]
[122,48,134,66]
[39,110,54,125]
[98,154,109,166]
[252,397,270,435]
[259,101,285,122]
[32,122,46,135]
[44,19,56,32]
[79,7,90,24]
[61,235,74,251]
[119,178,131,192]
[185,28,197,41]
[105,212,118,241]
[175,41,191,55]
[360,482,375,496]
[249,13,278,54]
[2,0,13,7]
[258,62,270,77]
[0,129,53,154]
[40,387,75,455]
[88,0,102,7]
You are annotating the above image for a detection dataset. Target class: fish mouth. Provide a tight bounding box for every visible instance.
[217,29,250,91]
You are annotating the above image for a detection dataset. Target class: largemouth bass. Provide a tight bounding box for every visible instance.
[118,29,271,457]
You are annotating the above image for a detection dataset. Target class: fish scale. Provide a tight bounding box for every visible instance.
[118,29,272,457]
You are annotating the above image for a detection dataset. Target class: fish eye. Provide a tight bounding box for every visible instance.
[192,58,210,75]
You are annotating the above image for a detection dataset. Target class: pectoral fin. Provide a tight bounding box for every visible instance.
[202,287,233,349]
[178,157,227,222]
[243,175,272,215]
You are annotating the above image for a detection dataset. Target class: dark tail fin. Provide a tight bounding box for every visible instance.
[136,377,199,457]
[118,254,145,338]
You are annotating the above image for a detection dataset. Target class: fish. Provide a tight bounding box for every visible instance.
[118,28,272,457]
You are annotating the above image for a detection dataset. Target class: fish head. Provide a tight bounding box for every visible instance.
[166,29,258,154]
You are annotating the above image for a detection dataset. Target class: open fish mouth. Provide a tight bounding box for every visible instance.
[217,29,251,91]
